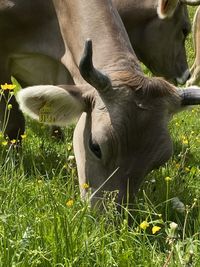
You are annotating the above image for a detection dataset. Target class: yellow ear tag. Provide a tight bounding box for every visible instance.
[39,103,56,123]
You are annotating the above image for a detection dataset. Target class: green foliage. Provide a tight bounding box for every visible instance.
[0,6,200,267]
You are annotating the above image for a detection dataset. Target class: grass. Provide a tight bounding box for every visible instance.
[0,6,200,267]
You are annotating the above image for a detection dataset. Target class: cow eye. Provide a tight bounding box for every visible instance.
[89,137,102,159]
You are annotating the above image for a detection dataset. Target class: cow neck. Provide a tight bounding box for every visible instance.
[53,0,142,85]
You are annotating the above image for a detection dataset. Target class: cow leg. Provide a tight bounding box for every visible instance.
[0,69,25,142]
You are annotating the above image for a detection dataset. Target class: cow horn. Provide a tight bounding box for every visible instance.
[180,0,200,6]
[79,39,111,93]
[178,87,200,105]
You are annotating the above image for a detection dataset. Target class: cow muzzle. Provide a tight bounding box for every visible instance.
[176,69,190,85]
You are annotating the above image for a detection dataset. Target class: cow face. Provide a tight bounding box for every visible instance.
[73,80,181,208]
[17,40,183,208]
[17,40,200,209]
[130,3,191,85]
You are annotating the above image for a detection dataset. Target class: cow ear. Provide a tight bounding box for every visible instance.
[17,85,86,126]
[157,0,178,19]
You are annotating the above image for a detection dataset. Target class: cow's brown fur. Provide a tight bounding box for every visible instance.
[0,0,193,141]
[17,0,187,209]
[110,71,177,97]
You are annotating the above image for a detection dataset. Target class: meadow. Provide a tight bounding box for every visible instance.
[0,7,200,267]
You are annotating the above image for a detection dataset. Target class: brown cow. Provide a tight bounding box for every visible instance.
[0,0,200,141]
[157,0,200,19]
[17,0,200,209]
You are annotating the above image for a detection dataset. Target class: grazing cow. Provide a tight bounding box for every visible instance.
[17,0,200,208]
[187,6,200,86]
[157,0,200,19]
[0,0,199,141]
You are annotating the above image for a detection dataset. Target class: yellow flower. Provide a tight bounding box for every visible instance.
[165,176,172,182]
[182,139,188,145]
[82,183,89,189]
[21,134,27,139]
[1,83,16,90]
[10,139,16,144]
[66,199,74,207]
[7,104,12,110]
[140,221,149,230]
[2,141,8,146]
[152,225,161,234]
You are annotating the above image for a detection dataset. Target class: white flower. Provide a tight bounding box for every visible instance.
[68,155,75,161]
[170,222,178,230]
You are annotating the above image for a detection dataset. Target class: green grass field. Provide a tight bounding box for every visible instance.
[0,7,200,267]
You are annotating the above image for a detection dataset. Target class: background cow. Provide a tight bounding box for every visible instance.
[17,0,200,209]
[0,0,199,141]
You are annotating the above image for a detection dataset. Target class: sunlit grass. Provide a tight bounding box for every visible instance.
[0,6,200,267]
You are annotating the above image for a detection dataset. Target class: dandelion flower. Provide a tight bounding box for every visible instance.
[165,176,172,182]
[182,139,188,145]
[2,141,8,146]
[66,199,74,207]
[21,134,27,139]
[1,83,16,90]
[82,183,89,189]
[152,225,161,234]
[140,221,149,230]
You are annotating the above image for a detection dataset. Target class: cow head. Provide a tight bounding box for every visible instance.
[132,0,200,85]
[17,40,200,209]
[133,2,190,85]
[157,0,200,19]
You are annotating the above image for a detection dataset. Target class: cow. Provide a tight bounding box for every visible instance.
[0,0,200,142]
[157,0,200,18]
[187,6,200,86]
[17,0,200,209]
